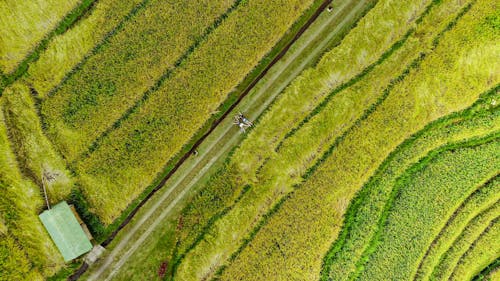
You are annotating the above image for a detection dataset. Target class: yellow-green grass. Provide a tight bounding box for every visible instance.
[449,218,500,281]
[0,107,64,278]
[41,0,235,161]
[25,0,144,97]
[416,177,500,280]
[216,1,498,278]
[75,0,315,224]
[323,96,500,281]
[232,0,433,179]
[430,202,500,280]
[2,82,73,202]
[357,140,500,280]
[0,0,81,73]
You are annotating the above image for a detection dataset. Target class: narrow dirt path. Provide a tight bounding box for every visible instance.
[84,0,371,280]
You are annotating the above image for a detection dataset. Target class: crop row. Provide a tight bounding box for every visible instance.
[74,0,316,224]
[449,218,500,281]
[25,0,144,97]
[415,176,499,280]
[170,0,435,279]
[0,0,81,74]
[430,199,500,280]
[217,1,498,278]
[42,0,236,161]
[2,82,74,202]
[0,108,64,279]
[357,138,499,280]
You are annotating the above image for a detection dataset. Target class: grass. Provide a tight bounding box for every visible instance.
[1,82,74,202]
[449,218,500,281]
[25,0,144,97]
[73,0,316,224]
[0,0,81,74]
[214,1,498,278]
[415,176,500,280]
[41,0,236,161]
[429,200,500,280]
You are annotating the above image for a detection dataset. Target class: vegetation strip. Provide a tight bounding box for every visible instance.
[318,2,481,277]
[67,1,334,279]
[432,201,500,280]
[0,0,97,95]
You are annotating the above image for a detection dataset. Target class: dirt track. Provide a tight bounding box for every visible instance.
[79,0,373,279]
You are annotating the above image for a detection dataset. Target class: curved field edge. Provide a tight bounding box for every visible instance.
[449,218,500,281]
[0,0,97,94]
[355,137,499,280]
[428,198,500,280]
[414,175,500,281]
[320,86,500,280]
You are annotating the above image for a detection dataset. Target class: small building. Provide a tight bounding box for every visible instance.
[39,201,93,262]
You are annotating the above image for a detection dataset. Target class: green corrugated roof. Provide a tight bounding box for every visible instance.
[39,201,92,262]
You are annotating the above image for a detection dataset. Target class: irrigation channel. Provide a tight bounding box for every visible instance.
[77,0,372,279]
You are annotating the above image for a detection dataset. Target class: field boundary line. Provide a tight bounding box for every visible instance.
[0,0,98,95]
[429,196,500,280]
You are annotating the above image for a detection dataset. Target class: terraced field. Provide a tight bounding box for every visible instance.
[0,0,497,280]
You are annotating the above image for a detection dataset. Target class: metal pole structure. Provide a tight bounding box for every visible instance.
[41,172,51,210]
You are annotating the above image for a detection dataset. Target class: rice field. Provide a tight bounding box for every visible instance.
[0,0,498,279]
